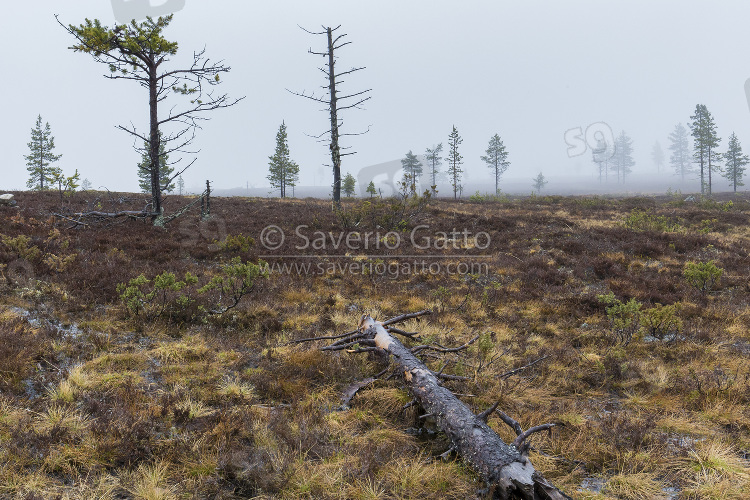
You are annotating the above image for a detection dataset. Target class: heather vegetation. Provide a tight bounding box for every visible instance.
[1,190,750,498]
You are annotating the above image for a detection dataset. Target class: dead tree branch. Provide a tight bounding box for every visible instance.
[499,356,550,380]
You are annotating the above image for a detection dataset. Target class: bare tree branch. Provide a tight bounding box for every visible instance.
[499,355,550,380]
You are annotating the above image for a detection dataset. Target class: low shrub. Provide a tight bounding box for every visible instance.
[597,292,642,345]
[623,209,681,233]
[683,260,723,294]
[117,257,268,323]
[641,303,682,340]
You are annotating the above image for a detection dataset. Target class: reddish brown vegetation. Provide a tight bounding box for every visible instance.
[1,191,750,498]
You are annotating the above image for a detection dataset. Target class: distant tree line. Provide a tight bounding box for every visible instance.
[27,14,746,204]
[663,105,747,194]
[381,126,514,200]
[599,104,748,194]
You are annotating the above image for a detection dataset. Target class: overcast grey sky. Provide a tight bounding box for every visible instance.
[3,1,750,194]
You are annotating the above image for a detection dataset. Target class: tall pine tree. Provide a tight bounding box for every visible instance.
[137,130,174,194]
[25,115,62,191]
[480,133,510,194]
[591,137,614,183]
[690,104,721,195]
[446,126,463,199]
[668,123,692,182]
[723,132,748,192]
[424,143,443,190]
[651,141,665,173]
[611,131,635,183]
[267,121,299,198]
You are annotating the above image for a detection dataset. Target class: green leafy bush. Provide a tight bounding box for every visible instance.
[469,191,487,203]
[197,257,268,314]
[698,219,718,234]
[216,233,255,253]
[642,303,682,340]
[1,234,41,261]
[117,258,268,322]
[117,271,199,320]
[334,185,434,231]
[623,209,680,233]
[696,198,734,212]
[597,292,642,346]
[683,260,723,294]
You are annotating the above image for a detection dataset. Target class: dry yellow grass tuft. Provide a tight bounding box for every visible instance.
[129,461,177,500]
[603,472,666,499]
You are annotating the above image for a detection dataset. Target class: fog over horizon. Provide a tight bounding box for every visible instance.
[3,0,750,197]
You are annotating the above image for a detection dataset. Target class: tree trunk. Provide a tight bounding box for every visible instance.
[149,63,161,217]
[361,316,570,500]
[39,136,45,191]
[708,146,713,196]
[327,27,342,205]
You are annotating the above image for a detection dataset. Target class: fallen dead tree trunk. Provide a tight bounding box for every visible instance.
[306,312,570,499]
[54,210,152,228]
[54,182,212,229]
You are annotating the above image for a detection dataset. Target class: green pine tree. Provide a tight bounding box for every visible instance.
[532,172,548,194]
[690,104,722,195]
[446,125,463,199]
[400,150,423,189]
[64,15,241,218]
[342,173,356,197]
[480,134,510,194]
[651,141,665,173]
[366,181,377,198]
[611,131,636,183]
[668,123,692,182]
[25,115,62,191]
[177,175,185,196]
[267,121,299,198]
[723,132,748,192]
[137,131,174,194]
[50,169,81,203]
[286,158,300,198]
[424,143,443,191]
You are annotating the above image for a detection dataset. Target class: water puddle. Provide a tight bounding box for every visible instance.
[578,476,605,494]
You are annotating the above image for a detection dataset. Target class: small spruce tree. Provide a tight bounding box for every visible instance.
[400,150,423,189]
[366,181,377,198]
[723,132,748,192]
[532,172,548,193]
[25,115,62,190]
[267,121,299,198]
[137,130,174,194]
[343,173,356,197]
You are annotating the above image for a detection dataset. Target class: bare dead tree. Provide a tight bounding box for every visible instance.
[299,312,570,499]
[58,15,243,219]
[289,25,371,204]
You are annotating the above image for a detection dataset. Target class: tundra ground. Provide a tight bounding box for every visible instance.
[1,190,749,499]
